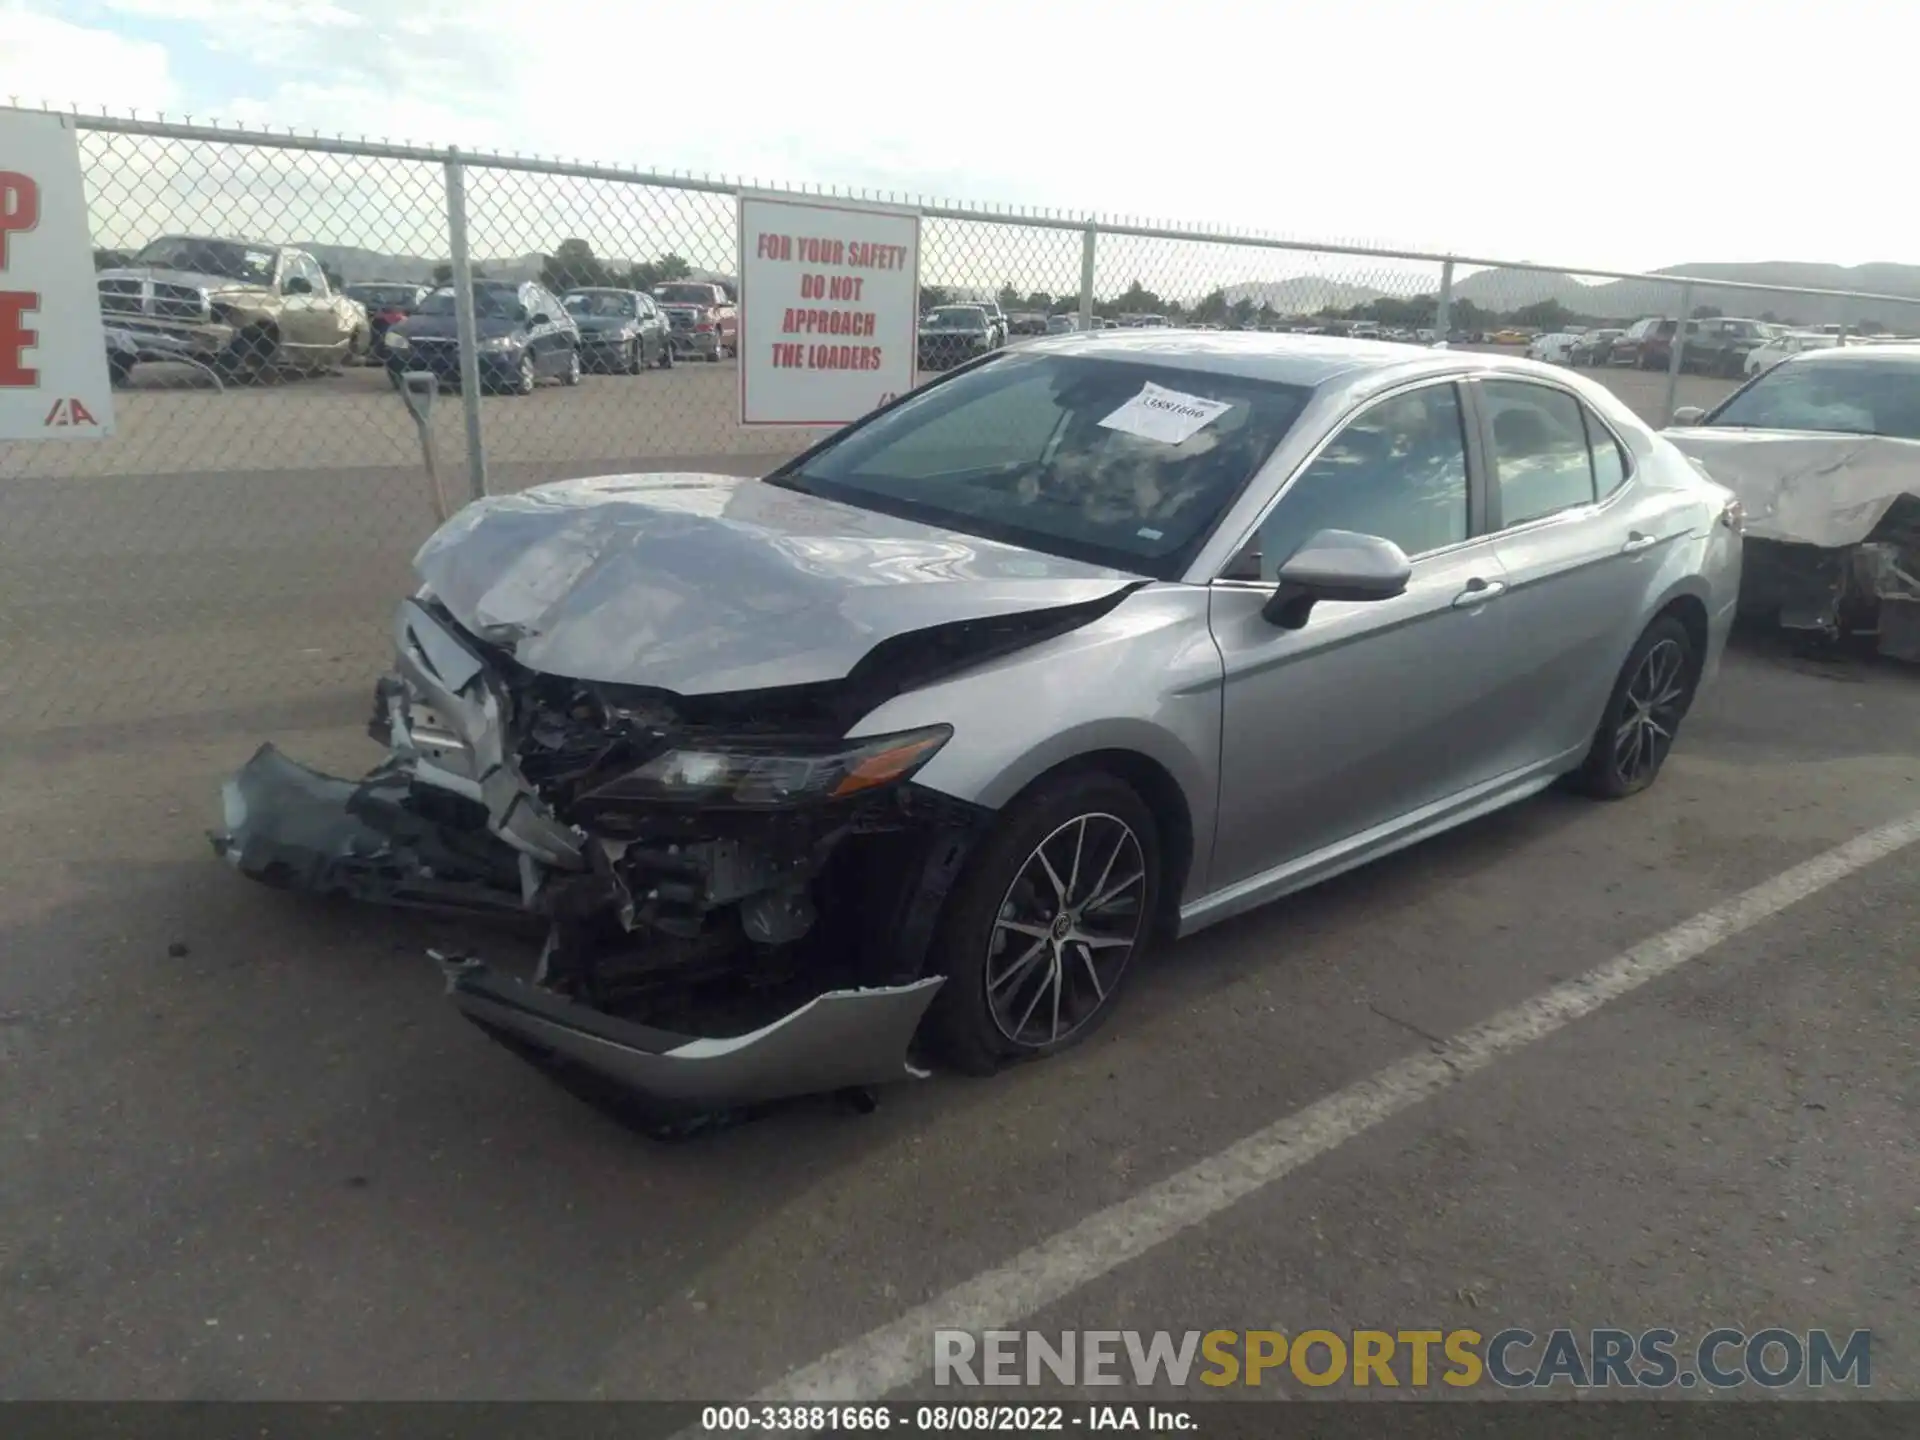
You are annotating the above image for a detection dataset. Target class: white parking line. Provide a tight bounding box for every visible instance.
[762,809,1920,1402]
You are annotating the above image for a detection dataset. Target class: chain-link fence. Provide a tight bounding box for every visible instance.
[8,108,1920,743]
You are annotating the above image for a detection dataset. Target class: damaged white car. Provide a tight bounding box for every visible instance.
[215,334,1742,1128]
[1668,344,1920,658]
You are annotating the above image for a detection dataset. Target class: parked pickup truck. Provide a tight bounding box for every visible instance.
[651,280,738,361]
[95,235,369,380]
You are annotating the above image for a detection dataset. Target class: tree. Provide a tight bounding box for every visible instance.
[996,282,1022,313]
[543,237,609,293]
[1025,291,1053,312]
[1115,278,1163,317]
[920,284,952,312]
[624,253,692,292]
[1255,301,1278,329]
[1514,299,1573,331]
[1193,288,1229,325]
[1450,298,1489,333]
[1229,297,1256,328]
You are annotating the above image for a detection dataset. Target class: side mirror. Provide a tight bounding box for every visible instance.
[1670,406,1707,426]
[529,311,551,326]
[283,276,313,295]
[1262,529,1412,629]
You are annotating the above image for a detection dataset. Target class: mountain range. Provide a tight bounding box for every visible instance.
[1226,261,1920,327]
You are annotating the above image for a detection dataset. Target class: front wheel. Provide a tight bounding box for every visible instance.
[1570,616,1699,799]
[512,351,536,395]
[561,347,581,386]
[925,771,1162,1075]
[657,340,674,370]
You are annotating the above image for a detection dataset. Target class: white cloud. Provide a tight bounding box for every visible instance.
[11,0,1919,285]
[0,4,177,113]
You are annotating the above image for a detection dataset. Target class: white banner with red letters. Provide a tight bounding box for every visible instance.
[737,192,919,427]
[0,111,114,438]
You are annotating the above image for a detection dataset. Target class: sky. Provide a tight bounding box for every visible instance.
[1,0,1910,287]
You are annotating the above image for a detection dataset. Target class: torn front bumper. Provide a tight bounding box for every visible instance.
[443,959,943,1113]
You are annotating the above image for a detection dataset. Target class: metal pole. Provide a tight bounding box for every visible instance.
[1434,259,1454,343]
[1663,282,1691,425]
[444,147,489,502]
[1078,226,1097,333]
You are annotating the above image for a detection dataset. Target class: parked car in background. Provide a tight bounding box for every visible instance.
[563,288,673,373]
[213,333,1741,1123]
[1612,317,1684,369]
[1743,331,1838,376]
[1570,328,1625,366]
[965,299,1010,347]
[1666,345,1920,651]
[1489,328,1531,346]
[96,235,369,380]
[1007,312,1050,337]
[652,280,737,361]
[1526,332,1581,365]
[1349,322,1382,340]
[1685,317,1772,377]
[344,282,426,362]
[385,280,581,395]
[1045,315,1080,335]
[918,305,998,369]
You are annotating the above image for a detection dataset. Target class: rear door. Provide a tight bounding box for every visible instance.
[1207,379,1519,890]
[1472,377,1679,764]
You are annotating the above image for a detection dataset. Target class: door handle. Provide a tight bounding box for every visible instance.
[1452,577,1507,608]
[1622,532,1659,554]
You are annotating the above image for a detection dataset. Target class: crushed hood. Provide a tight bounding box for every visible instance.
[1664,428,1920,548]
[413,473,1138,693]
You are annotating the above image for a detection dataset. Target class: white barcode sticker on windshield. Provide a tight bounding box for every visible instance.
[1098,382,1233,445]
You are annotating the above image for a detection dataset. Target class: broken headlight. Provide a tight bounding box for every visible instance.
[585,725,952,809]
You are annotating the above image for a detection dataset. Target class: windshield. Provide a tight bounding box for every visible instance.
[1706,357,1920,440]
[770,351,1313,578]
[132,237,276,285]
[925,308,987,330]
[655,283,717,305]
[416,285,523,319]
[565,291,637,317]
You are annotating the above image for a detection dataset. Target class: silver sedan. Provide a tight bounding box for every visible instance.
[215,333,1744,1128]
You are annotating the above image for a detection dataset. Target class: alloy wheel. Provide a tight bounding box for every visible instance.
[1612,638,1687,786]
[984,813,1146,1048]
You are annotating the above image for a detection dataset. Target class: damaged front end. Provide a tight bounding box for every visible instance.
[213,596,1000,1122]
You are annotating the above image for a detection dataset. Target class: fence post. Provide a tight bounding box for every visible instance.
[443,146,489,502]
[1078,225,1097,333]
[1663,282,1691,425]
[1435,258,1454,341]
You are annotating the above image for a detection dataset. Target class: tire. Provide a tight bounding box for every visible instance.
[626,340,644,375]
[512,351,536,396]
[925,770,1162,1076]
[561,347,581,386]
[108,355,134,388]
[707,344,723,363]
[219,324,280,383]
[1570,616,1699,800]
[657,340,674,370]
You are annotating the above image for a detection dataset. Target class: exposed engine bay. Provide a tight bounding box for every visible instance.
[212,584,1131,1131]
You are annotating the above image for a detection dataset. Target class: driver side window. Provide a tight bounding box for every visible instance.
[1249,383,1469,579]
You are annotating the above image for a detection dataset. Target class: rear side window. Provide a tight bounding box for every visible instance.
[1583,407,1630,498]
[1482,380,1595,526]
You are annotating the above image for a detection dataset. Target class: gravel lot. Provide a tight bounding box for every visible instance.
[7,346,1915,1405]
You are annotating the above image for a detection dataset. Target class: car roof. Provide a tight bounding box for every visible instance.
[1785,343,1920,365]
[1013,328,1539,387]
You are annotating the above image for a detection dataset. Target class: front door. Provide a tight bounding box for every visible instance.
[1208,380,1519,891]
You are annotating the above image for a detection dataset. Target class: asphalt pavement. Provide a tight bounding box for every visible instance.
[3,346,1912,1404]
[1,633,1915,1399]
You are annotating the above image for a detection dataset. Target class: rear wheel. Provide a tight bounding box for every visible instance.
[1571,616,1699,799]
[657,340,674,370]
[926,771,1161,1075]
